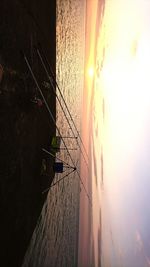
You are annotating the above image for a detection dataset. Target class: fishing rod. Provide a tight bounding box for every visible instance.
[35,46,90,172]
[22,52,75,166]
[37,44,89,162]
[22,52,92,205]
[16,0,89,167]
[42,168,76,194]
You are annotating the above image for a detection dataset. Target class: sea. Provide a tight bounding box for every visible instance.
[22,0,86,266]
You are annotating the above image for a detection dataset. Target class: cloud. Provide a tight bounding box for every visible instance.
[146,257,150,266]
[135,230,143,252]
[135,230,150,267]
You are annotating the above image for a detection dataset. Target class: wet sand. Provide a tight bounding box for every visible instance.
[0,1,56,266]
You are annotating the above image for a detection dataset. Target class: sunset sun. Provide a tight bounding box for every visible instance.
[88,66,94,78]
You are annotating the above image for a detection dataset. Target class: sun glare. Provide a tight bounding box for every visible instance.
[88,66,94,78]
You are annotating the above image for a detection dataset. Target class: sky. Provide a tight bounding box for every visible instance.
[78,0,104,266]
[79,0,150,267]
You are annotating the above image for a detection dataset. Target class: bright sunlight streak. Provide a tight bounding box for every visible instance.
[88,66,95,78]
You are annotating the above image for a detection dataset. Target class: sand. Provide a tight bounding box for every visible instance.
[0,0,56,266]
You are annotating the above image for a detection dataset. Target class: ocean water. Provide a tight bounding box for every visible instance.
[22,0,86,267]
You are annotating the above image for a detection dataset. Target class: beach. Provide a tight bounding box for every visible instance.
[0,1,56,266]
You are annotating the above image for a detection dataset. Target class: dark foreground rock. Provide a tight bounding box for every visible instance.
[0,1,56,266]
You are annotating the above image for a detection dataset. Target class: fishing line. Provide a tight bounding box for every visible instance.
[42,148,76,169]
[42,168,76,194]
[22,52,92,205]
[17,1,92,205]
[16,0,89,166]
[36,46,90,172]
[37,44,89,160]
